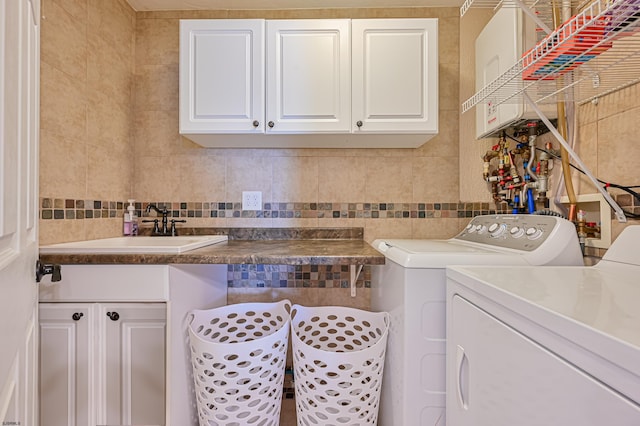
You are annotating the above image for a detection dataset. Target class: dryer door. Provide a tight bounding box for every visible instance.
[447,295,640,426]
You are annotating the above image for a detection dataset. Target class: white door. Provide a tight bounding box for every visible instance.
[352,19,438,134]
[180,19,265,134]
[0,0,40,424]
[266,19,351,133]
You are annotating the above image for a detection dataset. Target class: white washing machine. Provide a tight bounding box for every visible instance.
[371,214,584,426]
[445,225,640,425]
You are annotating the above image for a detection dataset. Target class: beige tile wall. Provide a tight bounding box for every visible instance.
[40,0,136,244]
[133,7,465,242]
[38,4,471,246]
[458,9,493,203]
[578,84,640,238]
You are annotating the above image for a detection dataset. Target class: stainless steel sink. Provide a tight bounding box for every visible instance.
[39,235,228,254]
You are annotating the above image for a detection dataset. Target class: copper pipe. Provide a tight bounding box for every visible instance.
[553,3,578,220]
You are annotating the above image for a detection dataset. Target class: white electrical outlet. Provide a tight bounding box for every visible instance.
[242,191,262,211]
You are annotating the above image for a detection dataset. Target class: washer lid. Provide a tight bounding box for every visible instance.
[376,239,486,253]
[373,239,527,268]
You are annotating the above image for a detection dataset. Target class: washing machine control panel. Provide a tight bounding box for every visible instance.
[455,214,573,252]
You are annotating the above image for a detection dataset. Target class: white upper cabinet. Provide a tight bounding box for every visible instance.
[180,20,265,134]
[266,20,351,134]
[352,19,438,134]
[179,18,438,148]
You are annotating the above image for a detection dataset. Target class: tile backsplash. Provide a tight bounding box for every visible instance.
[42,195,640,225]
[40,198,501,222]
[227,264,370,289]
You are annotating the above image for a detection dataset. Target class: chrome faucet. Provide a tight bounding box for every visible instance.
[143,204,186,236]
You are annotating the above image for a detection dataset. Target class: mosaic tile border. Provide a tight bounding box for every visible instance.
[40,193,639,221]
[227,264,371,289]
[40,198,511,220]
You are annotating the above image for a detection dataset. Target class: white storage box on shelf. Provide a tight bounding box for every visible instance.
[290,304,390,425]
[188,300,291,426]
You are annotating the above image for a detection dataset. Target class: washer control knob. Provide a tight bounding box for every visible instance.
[476,225,487,234]
[526,227,543,240]
[510,226,525,238]
[490,223,506,238]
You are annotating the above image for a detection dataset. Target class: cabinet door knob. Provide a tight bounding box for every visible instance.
[356,120,363,128]
[268,121,275,128]
[72,312,83,321]
[253,120,260,127]
[106,311,120,321]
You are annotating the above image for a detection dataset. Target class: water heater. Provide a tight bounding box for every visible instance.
[475,7,556,139]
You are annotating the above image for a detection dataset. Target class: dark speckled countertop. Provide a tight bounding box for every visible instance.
[39,228,385,266]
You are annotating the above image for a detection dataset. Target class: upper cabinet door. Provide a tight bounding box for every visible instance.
[352,19,438,134]
[266,20,351,134]
[180,20,265,134]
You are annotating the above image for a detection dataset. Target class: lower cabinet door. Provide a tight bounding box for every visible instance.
[40,303,93,426]
[39,302,166,426]
[101,303,166,426]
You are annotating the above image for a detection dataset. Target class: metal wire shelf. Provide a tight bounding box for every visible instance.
[461,0,593,19]
[462,0,634,222]
[462,0,640,113]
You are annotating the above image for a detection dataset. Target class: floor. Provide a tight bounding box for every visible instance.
[280,397,297,426]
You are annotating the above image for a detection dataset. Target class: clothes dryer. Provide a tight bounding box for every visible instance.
[446,225,640,425]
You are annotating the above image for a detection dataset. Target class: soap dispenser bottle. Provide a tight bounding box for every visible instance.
[124,200,138,236]
[130,201,139,236]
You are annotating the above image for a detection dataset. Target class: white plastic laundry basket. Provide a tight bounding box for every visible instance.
[188,300,291,426]
[290,304,390,426]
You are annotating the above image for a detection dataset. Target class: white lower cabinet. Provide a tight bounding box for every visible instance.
[38,264,228,426]
[39,302,166,426]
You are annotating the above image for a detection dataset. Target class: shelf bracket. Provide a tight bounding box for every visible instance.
[523,92,627,223]
[350,264,363,298]
[513,0,552,34]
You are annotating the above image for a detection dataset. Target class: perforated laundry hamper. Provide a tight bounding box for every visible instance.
[188,300,291,426]
[290,304,390,426]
